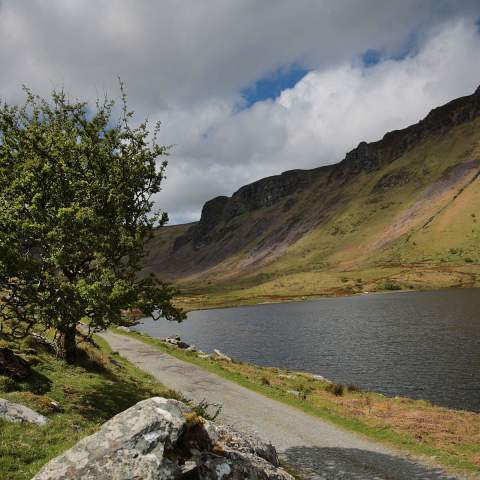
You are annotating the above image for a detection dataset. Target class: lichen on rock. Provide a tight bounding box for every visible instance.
[32,396,293,480]
[0,397,49,425]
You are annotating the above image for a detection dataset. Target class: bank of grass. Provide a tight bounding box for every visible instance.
[0,335,180,480]
[114,328,480,476]
[174,263,480,311]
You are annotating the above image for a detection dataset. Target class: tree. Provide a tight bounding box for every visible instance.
[0,85,184,362]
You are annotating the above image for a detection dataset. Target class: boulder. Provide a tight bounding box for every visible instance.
[116,326,131,333]
[310,374,331,384]
[29,333,58,354]
[32,396,293,480]
[212,349,232,362]
[0,398,49,425]
[164,336,191,349]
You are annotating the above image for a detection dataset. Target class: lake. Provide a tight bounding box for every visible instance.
[134,288,480,412]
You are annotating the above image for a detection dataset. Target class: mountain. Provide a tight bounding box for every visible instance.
[146,86,480,307]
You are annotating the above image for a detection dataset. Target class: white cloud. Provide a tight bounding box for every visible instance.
[159,19,480,222]
[0,2,479,222]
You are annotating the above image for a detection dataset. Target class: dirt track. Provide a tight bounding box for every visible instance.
[100,331,462,480]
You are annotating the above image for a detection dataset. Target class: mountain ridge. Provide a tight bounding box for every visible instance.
[146,86,480,306]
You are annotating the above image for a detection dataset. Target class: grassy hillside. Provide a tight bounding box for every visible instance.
[148,89,480,309]
[0,335,179,480]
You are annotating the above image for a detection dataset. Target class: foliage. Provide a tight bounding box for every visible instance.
[325,382,344,396]
[383,280,402,291]
[189,398,222,422]
[0,85,184,361]
[0,334,180,480]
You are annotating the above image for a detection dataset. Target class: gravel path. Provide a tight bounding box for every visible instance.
[100,331,462,480]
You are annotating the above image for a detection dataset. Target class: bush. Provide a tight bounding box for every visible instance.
[0,375,17,392]
[325,383,344,396]
[383,281,401,291]
[260,376,270,386]
[190,399,222,421]
[464,257,474,263]
[347,383,361,392]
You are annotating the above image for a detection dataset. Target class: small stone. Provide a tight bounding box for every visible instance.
[0,398,49,425]
[49,401,62,412]
[116,326,131,333]
[212,349,232,362]
[310,374,331,383]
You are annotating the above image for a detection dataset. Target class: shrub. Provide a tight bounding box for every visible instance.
[464,257,474,263]
[0,375,17,392]
[260,376,270,386]
[383,281,401,291]
[190,399,222,421]
[325,383,344,396]
[347,383,361,392]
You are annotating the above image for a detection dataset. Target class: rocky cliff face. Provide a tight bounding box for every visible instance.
[334,86,480,180]
[148,85,480,282]
[177,87,480,248]
[174,167,326,251]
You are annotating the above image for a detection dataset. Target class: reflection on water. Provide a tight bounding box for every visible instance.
[134,288,480,412]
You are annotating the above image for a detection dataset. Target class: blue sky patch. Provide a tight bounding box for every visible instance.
[362,49,382,67]
[241,64,308,108]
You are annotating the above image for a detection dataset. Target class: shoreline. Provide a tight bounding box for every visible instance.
[126,324,479,414]
[176,284,480,313]
[112,327,480,476]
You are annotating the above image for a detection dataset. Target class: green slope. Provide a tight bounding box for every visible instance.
[147,88,480,308]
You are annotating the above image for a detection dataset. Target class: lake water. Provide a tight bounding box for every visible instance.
[134,288,480,412]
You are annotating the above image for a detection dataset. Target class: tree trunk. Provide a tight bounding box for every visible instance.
[61,325,78,364]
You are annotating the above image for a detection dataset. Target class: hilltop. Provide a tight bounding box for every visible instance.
[146,86,480,308]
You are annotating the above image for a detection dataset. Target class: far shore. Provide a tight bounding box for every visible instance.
[175,284,479,313]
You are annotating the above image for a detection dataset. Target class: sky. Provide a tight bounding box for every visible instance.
[1,1,480,224]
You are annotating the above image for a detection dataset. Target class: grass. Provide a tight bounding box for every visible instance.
[113,328,480,477]
[0,334,180,480]
[174,263,480,311]
[163,119,480,311]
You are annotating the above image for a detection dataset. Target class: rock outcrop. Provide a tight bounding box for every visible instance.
[174,167,325,251]
[0,398,49,425]
[32,397,293,480]
[148,85,480,283]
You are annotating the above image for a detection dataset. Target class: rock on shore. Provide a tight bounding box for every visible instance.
[0,398,49,425]
[32,396,293,479]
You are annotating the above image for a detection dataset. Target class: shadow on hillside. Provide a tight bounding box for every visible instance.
[76,365,179,423]
[282,446,456,480]
[16,368,52,395]
[78,377,151,422]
